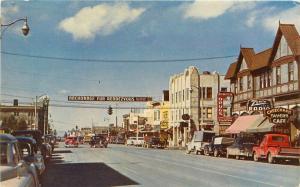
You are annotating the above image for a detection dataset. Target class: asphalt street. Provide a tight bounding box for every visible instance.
[42,143,300,187]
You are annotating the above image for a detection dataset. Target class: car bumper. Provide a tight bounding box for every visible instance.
[274,155,300,159]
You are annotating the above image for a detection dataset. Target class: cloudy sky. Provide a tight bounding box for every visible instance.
[1,0,300,134]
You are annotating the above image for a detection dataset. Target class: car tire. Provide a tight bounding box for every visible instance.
[267,153,274,164]
[204,148,209,156]
[253,152,259,162]
[186,149,191,154]
[235,155,239,160]
[213,149,218,157]
[226,152,230,159]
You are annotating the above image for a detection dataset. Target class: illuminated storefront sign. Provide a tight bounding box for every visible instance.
[217,92,233,123]
[247,100,271,111]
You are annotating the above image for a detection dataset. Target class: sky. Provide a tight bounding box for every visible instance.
[1,0,300,135]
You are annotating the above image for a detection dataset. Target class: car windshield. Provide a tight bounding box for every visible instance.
[203,133,215,142]
[0,143,8,165]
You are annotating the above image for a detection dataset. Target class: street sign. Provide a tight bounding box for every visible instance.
[68,96,152,102]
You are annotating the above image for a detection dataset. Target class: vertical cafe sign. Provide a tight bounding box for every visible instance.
[217,92,233,123]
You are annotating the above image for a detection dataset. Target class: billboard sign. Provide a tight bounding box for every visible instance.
[68,96,152,102]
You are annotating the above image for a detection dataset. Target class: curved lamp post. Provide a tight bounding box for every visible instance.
[1,17,30,37]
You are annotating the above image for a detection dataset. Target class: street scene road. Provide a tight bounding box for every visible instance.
[42,143,300,187]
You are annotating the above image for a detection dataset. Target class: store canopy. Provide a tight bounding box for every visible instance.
[225,114,265,134]
[246,118,275,133]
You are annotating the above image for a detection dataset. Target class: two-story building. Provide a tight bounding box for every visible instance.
[225,23,300,140]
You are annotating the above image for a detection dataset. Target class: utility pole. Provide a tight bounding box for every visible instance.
[34,96,37,130]
[115,103,118,128]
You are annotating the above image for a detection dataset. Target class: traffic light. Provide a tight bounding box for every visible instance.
[108,106,113,115]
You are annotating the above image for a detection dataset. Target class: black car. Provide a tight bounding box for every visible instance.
[204,136,234,157]
[226,136,258,159]
[11,130,52,160]
[90,135,108,148]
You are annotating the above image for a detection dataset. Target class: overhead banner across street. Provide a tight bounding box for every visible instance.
[68,96,152,102]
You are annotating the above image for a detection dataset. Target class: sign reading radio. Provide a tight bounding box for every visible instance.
[265,108,293,125]
[247,100,271,111]
[68,96,152,102]
[217,92,233,123]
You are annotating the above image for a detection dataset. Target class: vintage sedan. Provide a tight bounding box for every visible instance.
[0,134,40,187]
[16,136,46,175]
[65,136,79,148]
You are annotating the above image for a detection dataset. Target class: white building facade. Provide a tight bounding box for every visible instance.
[169,66,231,148]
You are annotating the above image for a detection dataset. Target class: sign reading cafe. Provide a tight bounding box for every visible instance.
[265,108,293,125]
[68,96,152,102]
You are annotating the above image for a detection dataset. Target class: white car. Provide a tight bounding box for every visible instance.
[0,134,40,187]
[186,131,215,155]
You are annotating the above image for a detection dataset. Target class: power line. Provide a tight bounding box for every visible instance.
[1,51,236,64]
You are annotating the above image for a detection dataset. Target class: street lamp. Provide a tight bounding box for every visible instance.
[1,17,30,37]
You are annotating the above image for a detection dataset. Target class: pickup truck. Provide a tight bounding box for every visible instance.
[253,134,300,164]
[186,131,215,155]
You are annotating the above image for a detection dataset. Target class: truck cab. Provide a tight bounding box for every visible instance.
[253,134,300,164]
[186,131,215,155]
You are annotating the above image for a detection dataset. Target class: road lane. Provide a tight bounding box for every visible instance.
[42,143,300,187]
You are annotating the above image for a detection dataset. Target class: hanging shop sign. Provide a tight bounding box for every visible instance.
[265,108,293,125]
[217,92,233,123]
[68,96,152,102]
[247,100,271,111]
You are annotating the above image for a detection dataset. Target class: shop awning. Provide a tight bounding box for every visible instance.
[225,114,265,134]
[246,118,275,133]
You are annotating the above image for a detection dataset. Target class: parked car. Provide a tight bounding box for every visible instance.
[186,131,215,155]
[204,136,234,157]
[12,130,52,160]
[16,136,46,176]
[64,136,79,148]
[0,134,40,187]
[226,136,257,159]
[253,134,300,164]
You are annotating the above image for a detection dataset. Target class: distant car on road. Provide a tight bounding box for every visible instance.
[15,136,46,176]
[65,136,79,148]
[145,137,165,148]
[0,134,40,187]
[89,135,108,148]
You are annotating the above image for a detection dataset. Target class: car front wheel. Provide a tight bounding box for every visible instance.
[267,153,274,164]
